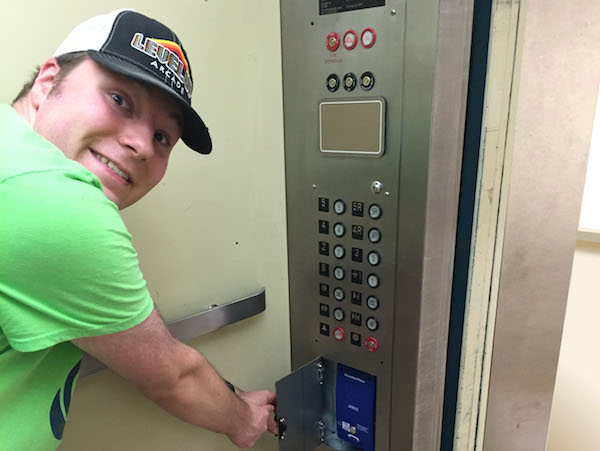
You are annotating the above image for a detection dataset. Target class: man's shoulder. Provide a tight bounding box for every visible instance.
[0,103,100,190]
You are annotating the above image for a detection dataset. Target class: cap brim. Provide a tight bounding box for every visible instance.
[88,51,212,154]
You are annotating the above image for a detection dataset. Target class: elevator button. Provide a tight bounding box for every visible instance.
[352,201,364,217]
[368,228,381,243]
[333,266,345,280]
[351,332,361,346]
[319,197,329,212]
[327,74,340,92]
[343,30,358,50]
[320,323,330,336]
[333,308,345,321]
[365,337,379,352]
[361,28,376,48]
[368,204,382,220]
[320,303,330,317]
[343,73,357,91]
[334,223,346,237]
[333,245,345,259]
[367,295,379,310]
[360,71,375,91]
[351,291,362,305]
[333,327,345,341]
[366,317,379,331]
[368,251,381,266]
[367,274,380,288]
[327,32,340,52]
[333,199,346,214]
[351,247,363,262]
[333,287,345,301]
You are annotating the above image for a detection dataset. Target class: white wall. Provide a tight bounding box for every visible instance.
[579,88,600,231]
[1,2,289,450]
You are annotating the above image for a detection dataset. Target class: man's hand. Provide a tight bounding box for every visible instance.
[227,390,277,448]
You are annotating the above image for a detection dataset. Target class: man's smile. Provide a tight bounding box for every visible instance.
[91,150,131,182]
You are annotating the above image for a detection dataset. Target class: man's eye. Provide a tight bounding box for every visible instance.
[154,132,169,146]
[111,93,129,108]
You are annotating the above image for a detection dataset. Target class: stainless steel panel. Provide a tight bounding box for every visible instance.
[281,0,473,450]
[80,288,266,377]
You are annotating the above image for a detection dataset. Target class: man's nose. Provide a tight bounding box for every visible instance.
[120,120,155,158]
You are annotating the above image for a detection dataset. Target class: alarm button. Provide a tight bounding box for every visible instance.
[361,28,376,48]
[327,32,340,52]
[365,337,379,352]
[333,327,345,341]
[343,30,358,50]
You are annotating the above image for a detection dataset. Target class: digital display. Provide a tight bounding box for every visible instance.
[319,0,386,15]
[319,99,385,155]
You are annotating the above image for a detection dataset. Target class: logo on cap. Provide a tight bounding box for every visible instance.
[130,32,193,99]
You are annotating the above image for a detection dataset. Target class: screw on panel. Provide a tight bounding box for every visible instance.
[391,9,397,15]
[313,184,318,190]
[278,417,287,440]
[371,181,383,194]
[316,361,325,385]
[319,420,325,441]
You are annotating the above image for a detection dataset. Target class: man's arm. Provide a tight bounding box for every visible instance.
[72,307,276,448]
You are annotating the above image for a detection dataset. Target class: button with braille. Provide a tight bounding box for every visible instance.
[319,262,329,277]
[320,323,330,336]
[352,225,364,240]
[319,241,330,255]
[351,311,362,326]
[367,295,379,310]
[333,199,346,215]
[333,266,345,281]
[368,204,382,220]
[351,332,361,346]
[333,308,345,321]
[334,223,346,238]
[368,228,381,243]
[366,317,379,331]
[367,274,380,288]
[352,248,363,262]
[333,245,345,259]
[333,287,345,301]
[320,283,329,297]
[319,197,329,212]
[351,291,362,305]
[320,303,330,317]
[368,251,381,266]
[352,202,364,217]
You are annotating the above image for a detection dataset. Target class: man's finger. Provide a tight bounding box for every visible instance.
[267,415,278,434]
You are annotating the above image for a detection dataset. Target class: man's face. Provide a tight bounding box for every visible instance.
[32,58,183,209]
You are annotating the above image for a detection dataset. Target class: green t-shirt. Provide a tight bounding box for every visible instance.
[0,104,154,450]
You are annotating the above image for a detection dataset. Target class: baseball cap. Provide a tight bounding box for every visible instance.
[53,9,212,154]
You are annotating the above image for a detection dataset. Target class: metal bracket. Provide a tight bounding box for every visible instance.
[79,288,266,378]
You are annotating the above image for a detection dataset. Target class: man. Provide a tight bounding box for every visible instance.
[0,9,277,449]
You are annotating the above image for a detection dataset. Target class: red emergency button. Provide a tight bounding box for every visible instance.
[343,30,358,50]
[365,337,379,352]
[327,32,340,52]
[361,28,376,48]
[333,327,345,341]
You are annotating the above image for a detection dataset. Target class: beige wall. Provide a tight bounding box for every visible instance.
[2,1,289,450]
[547,242,600,451]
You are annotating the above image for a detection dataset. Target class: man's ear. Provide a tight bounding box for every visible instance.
[30,58,61,110]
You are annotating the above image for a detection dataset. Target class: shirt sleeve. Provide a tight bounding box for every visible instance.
[0,169,154,352]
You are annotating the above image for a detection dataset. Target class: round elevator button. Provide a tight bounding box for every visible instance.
[368,228,381,243]
[333,245,346,259]
[327,74,340,92]
[366,317,379,331]
[360,72,375,91]
[334,223,346,237]
[334,266,345,280]
[333,287,345,301]
[343,30,358,50]
[367,295,379,310]
[333,199,346,214]
[368,204,382,219]
[361,28,376,48]
[343,73,357,91]
[333,308,345,321]
[367,274,380,288]
[333,327,345,341]
[327,32,340,52]
[368,251,381,266]
[365,337,379,352]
